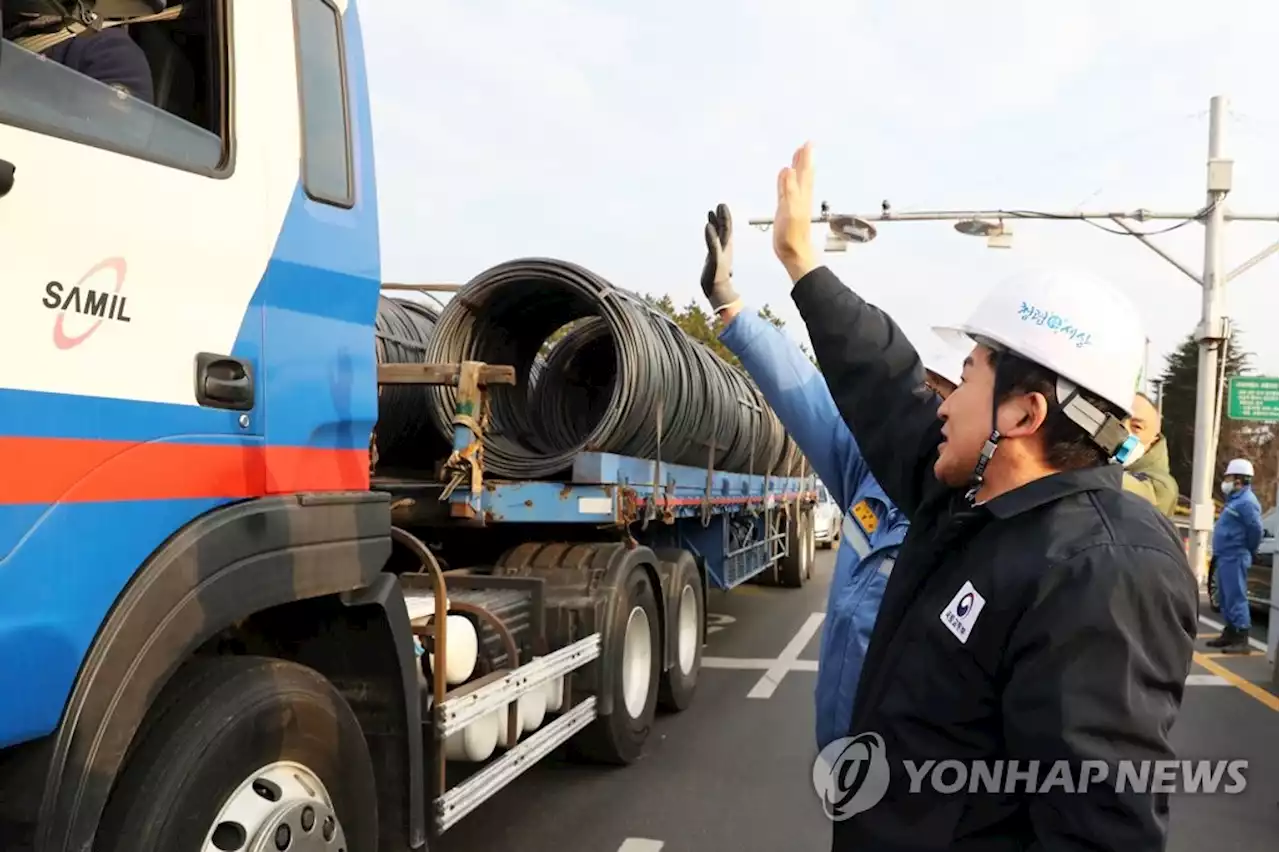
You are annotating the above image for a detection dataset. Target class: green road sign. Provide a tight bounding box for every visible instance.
[1227,376,1279,422]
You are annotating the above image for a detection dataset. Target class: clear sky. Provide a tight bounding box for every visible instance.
[361,0,1279,382]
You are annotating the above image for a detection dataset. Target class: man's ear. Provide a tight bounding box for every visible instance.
[997,391,1050,439]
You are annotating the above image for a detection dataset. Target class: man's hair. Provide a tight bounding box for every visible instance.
[987,350,1124,470]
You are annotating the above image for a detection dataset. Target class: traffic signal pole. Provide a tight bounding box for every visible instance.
[749,95,1278,589]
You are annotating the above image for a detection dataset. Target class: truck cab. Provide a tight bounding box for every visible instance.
[2,2,395,849]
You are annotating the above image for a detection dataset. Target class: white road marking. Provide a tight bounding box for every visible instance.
[705,657,1226,688]
[705,613,736,636]
[617,839,664,852]
[703,657,819,671]
[746,612,826,699]
[1197,615,1268,652]
[1186,674,1230,686]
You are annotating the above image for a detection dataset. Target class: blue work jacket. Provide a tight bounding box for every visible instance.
[1212,485,1264,566]
[720,309,911,750]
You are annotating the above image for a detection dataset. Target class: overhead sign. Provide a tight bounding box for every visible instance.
[1227,376,1278,422]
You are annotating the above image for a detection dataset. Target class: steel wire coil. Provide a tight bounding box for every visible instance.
[374,295,451,469]
[417,257,802,481]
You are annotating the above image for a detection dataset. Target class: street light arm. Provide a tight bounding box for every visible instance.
[1107,217,1204,287]
[747,207,1279,228]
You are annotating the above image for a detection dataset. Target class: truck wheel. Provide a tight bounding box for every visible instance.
[658,560,704,713]
[97,655,378,852]
[572,565,662,765]
[778,508,812,588]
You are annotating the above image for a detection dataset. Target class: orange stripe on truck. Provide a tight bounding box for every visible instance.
[0,437,369,504]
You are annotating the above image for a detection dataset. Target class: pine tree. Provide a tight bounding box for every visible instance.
[1156,323,1277,511]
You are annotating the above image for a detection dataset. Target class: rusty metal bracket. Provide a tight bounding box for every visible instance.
[376,360,515,520]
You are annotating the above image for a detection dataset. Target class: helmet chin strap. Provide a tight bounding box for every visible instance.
[965,346,1005,505]
[963,353,1136,505]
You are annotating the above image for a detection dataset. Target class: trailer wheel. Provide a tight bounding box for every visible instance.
[778,507,813,588]
[658,560,704,713]
[572,565,662,765]
[97,655,378,852]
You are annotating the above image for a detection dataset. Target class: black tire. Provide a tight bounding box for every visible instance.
[571,565,662,765]
[97,655,378,852]
[658,560,704,713]
[1208,564,1221,612]
[778,508,812,588]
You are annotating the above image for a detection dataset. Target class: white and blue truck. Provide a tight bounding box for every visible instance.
[0,2,819,849]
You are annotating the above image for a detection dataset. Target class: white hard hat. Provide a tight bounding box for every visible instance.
[932,268,1146,417]
[923,356,962,388]
[921,344,964,387]
[1225,458,1254,477]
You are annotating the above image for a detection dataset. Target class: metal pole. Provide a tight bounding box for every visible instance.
[1187,96,1231,588]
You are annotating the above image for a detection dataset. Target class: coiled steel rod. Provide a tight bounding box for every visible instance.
[396,257,803,481]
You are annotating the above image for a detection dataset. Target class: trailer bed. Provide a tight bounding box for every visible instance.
[373,450,815,527]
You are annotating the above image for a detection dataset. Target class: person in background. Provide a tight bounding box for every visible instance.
[1121,392,1179,518]
[1208,457,1264,653]
[699,203,917,751]
[922,347,962,400]
[3,1,155,104]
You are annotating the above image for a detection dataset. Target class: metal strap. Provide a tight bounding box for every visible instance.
[16,4,184,54]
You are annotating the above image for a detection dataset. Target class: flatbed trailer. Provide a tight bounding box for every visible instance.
[371,359,818,836]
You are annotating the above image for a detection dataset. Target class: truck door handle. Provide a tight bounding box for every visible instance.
[195,353,254,411]
[0,159,15,199]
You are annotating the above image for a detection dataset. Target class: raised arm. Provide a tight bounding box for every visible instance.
[719,307,869,511]
[768,144,946,517]
[790,266,944,516]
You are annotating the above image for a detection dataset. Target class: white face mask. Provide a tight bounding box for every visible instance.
[1220,479,1235,496]
[1121,439,1146,468]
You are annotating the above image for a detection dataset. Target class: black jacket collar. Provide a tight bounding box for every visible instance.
[982,465,1122,520]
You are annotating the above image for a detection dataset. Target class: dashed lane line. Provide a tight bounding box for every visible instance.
[705,657,1229,688]
[703,657,819,671]
[617,839,664,852]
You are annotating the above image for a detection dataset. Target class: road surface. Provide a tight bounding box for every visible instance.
[437,549,1279,852]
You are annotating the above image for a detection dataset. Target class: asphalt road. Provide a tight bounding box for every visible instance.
[437,550,1279,852]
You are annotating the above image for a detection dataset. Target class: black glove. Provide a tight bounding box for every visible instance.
[701,203,739,312]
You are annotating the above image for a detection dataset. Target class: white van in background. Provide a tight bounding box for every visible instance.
[813,482,842,550]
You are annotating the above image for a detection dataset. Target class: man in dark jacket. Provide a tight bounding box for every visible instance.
[766,143,1197,851]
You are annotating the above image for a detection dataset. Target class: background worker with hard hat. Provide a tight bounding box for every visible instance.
[698,203,913,750]
[1120,392,1180,518]
[1208,457,1264,652]
[920,342,964,399]
[766,142,1197,851]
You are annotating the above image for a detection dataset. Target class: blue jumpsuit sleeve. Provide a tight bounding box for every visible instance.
[720,310,869,510]
[1242,496,1264,553]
